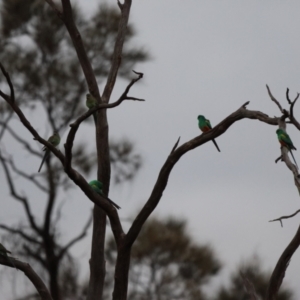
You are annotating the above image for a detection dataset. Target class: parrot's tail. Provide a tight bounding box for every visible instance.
[38,150,50,172]
[104,195,121,209]
[290,150,298,169]
[212,139,221,152]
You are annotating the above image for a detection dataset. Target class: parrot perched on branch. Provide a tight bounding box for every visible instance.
[0,243,17,269]
[89,180,121,209]
[38,131,61,172]
[197,115,221,152]
[86,93,97,125]
[276,128,298,168]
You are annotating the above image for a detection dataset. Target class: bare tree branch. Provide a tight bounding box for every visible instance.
[171,137,180,153]
[289,92,300,130]
[269,209,300,227]
[266,85,284,114]
[0,257,53,300]
[286,88,292,105]
[102,0,133,103]
[266,224,300,300]
[268,86,300,130]
[116,70,144,101]
[275,155,282,164]
[0,62,15,103]
[0,225,42,245]
[55,0,101,99]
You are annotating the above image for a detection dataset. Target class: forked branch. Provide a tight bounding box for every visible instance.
[64,71,144,171]
[266,85,284,114]
[269,209,300,227]
[240,272,259,300]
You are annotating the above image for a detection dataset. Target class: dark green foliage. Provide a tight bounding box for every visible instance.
[216,256,293,300]
[0,0,146,182]
[0,0,148,131]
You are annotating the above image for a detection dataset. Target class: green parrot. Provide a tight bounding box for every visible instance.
[197,115,221,152]
[276,128,298,168]
[38,131,61,172]
[86,93,97,125]
[0,243,17,269]
[89,180,121,209]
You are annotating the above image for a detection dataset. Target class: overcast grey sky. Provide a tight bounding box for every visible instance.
[2,0,300,298]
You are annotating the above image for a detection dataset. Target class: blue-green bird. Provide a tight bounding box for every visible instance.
[38,131,61,172]
[86,93,97,125]
[0,243,17,269]
[197,115,221,152]
[89,180,121,209]
[276,128,298,168]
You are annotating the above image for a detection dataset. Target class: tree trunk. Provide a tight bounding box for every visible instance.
[49,263,61,300]
[86,206,107,300]
[87,108,110,299]
[112,247,131,300]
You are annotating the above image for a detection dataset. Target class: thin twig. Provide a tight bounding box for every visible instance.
[269,209,300,227]
[116,70,144,102]
[275,155,283,164]
[170,137,180,153]
[0,62,15,103]
[266,85,284,114]
[286,88,292,104]
[290,92,300,126]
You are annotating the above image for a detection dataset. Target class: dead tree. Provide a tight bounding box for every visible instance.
[0,1,300,300]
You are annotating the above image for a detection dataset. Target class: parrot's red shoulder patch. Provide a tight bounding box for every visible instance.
[202,126,211,132]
